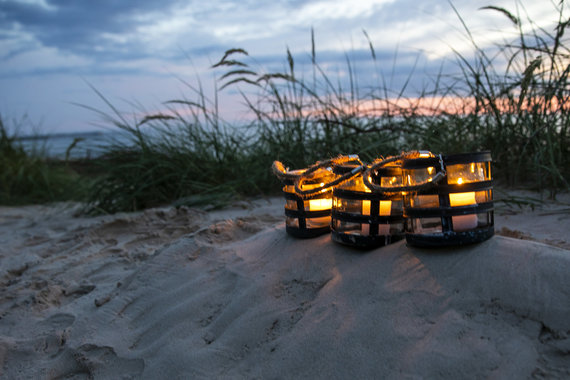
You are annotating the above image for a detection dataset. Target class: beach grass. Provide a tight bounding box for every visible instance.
[82,3,568,214]
[4,3,569,212]
[447,3,570,193]
[0,117,89,205]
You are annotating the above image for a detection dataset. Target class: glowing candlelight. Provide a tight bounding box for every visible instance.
[378,200,391,235]
[306,198,333,228]
[308,198,332,211]
[379,200,392,216]
[360,200,392,235]
[277,164,335,238]
[401,151,493,247]
[361,200,371,235]
[331,161,404,248]
[449,189,477,231]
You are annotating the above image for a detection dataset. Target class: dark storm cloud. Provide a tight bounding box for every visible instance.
[0,0,458,72]
[0,0,197,61]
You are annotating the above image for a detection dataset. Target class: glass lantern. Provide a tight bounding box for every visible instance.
[402,151,494,247]
[281,167,336,238]
[331,163,405,248]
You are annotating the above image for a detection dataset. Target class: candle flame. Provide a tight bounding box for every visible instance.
[309,198,332,211]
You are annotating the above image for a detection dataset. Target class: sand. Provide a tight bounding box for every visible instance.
[0,191,569,379]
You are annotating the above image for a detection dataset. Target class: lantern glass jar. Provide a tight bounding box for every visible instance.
[402,151,494,247]
[282,168,335,238]
[331,164,404,248]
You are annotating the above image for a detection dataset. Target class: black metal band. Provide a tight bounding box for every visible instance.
[331,231,404,249]
[401,157,442,170]
[404,201,494,218]
[405,226,494,247]
[285,208,331,219]
[333,189,402,201]
[283,190,332,201]
[332,210,403,224]
[286,225,330,238]
[402,151,491,169]
[436,180,493,193]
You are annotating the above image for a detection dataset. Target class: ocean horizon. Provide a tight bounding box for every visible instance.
[15,130,130,159]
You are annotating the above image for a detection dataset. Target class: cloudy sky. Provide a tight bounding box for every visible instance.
[0,0,563,134]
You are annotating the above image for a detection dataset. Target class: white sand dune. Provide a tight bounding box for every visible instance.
[0,195,569,379]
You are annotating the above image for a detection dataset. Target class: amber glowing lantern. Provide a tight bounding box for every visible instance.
[402,151,494,247]
[279,167,336,238]
[331,163,405,248]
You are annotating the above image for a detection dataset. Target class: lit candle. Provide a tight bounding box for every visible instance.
[360,200,392,235]
[361,200,371,235]
[449,191,477,231]
[401,151,493,247]
[306,198,333,228]
[378,200,392,235]
[379,200,392,215]
[308,198,332,211]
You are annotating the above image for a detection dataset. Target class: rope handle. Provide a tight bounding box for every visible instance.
[272,154,362,182]
[363,151,446,193]
[274,151,448,198]
[294,164,367,198]
[291,155,363,198]
[271,160,290,181]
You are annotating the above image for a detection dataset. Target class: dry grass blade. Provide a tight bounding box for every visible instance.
[138,114,177,126]
[479,6,520,25]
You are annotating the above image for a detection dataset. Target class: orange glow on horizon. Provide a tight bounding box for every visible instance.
[134,93,570,128]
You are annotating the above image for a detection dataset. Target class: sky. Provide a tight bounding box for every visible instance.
[0,0,565,135]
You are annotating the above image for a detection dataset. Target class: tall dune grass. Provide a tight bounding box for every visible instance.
[82,2,569,213]
[0,117,87,205]
[447,2,570,192]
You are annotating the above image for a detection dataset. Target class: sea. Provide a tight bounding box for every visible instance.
[15,130,131,159]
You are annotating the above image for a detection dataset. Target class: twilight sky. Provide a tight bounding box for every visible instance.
[0,0,564,134]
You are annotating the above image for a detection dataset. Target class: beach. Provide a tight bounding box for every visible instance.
[1,191,569,378]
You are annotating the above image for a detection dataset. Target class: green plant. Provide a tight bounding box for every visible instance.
[0,116,87,204]
[81,83,266,214]
[448,1,570,193]
[82,2,570,213]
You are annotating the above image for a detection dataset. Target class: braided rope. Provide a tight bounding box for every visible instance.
[363,151,446,194]
[294,164,367,198]
[272,155,361,181]
[271,160,293,181]
[274,151,448,199]
[276,155,363,199]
